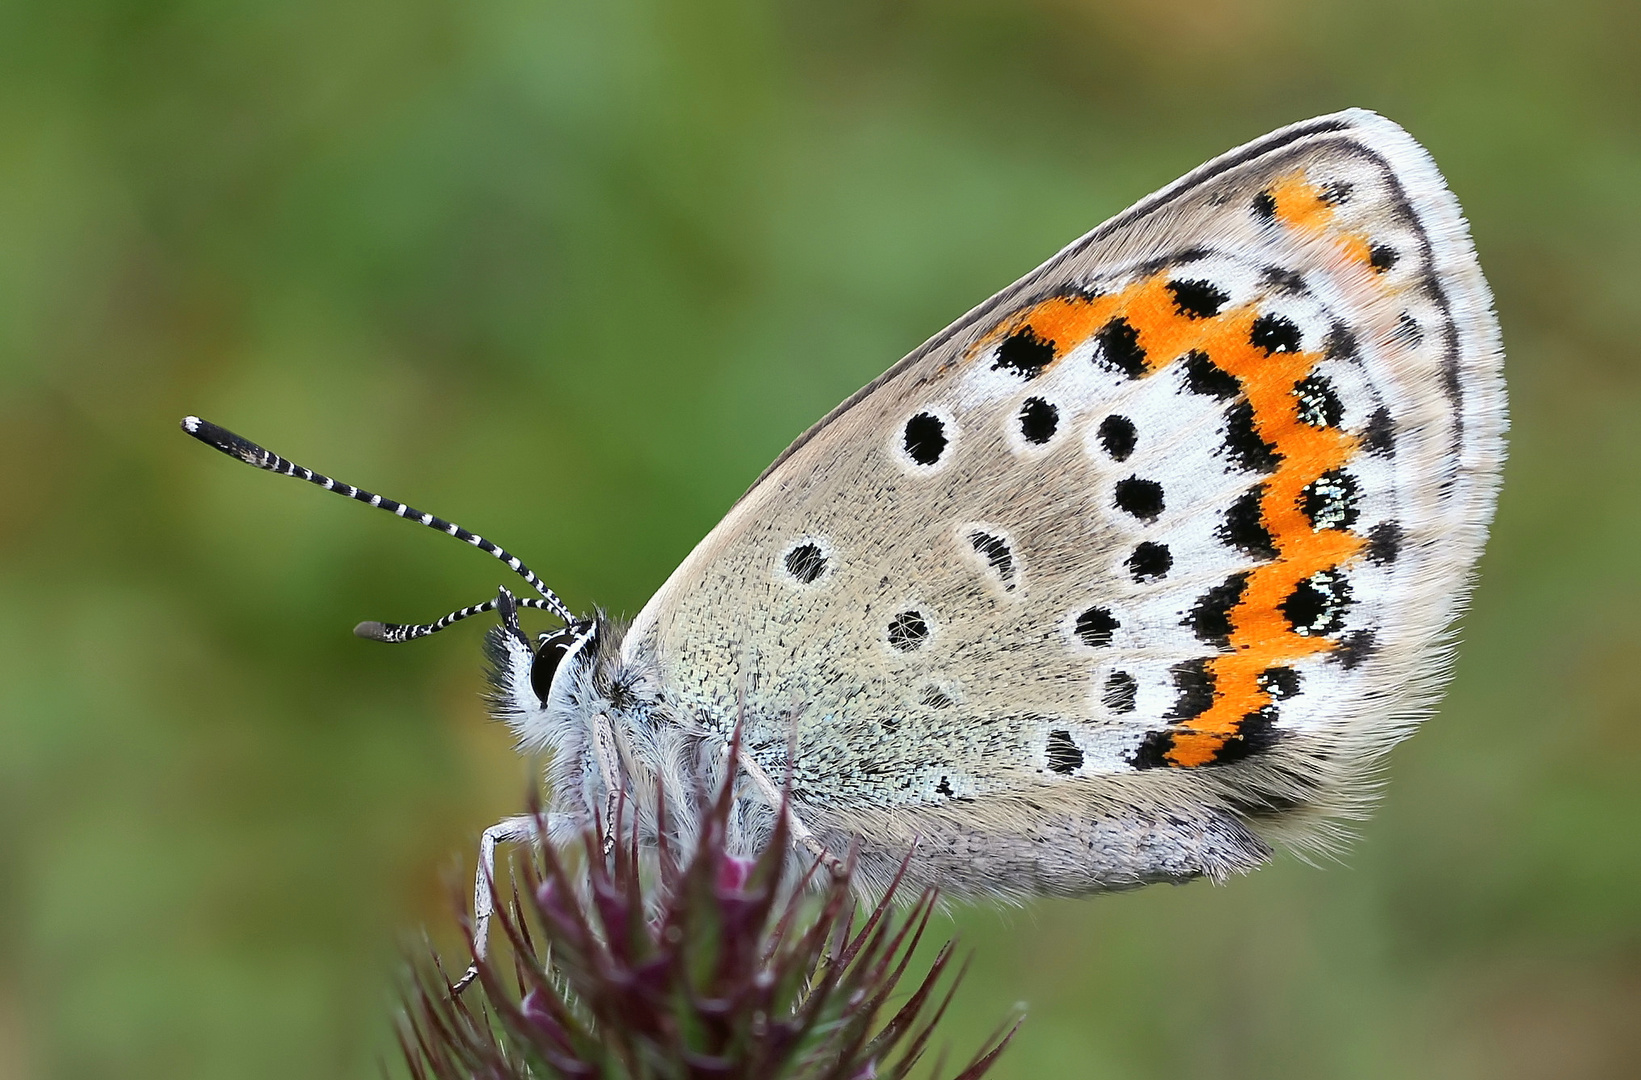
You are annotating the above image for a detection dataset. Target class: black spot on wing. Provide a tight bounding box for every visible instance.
[1219,487,1277,560]
[1114,477,1165,521]
[1293,373,1344,428]
[1094,318,1147,379]
[1324,325,1360,363]
[1258,666,1301,699]
[1182,350,1239,400]
[1369,244,1399,273]
[1206,709,1281,764]
[1280,569,1352,637]
[1131,730,1172,770]
[1075,607,1119,648]
[903,413,947,465]
[1167,279,1228,319]
[919,686,955,709]
[1097,415,1137,461]
[1166,658,1216,722]
[1362,407,1395,456]
[1135,246,1210,274]
[784,543,828,584]
[1300,470,1360,532]
[969,531,1015,587]
[1250,313,1303,355]
[1252,190,1277,220]
[1018,397,1058,444]
[1391,312,1423,349]
[887,610,930,651]
[1126,542,1172,582]
[1366,521,1402,565]
[1046,730,1083,774]
[1186,572,1250,649]
[1331,629,1377,670]
[994,326,1055,378]
[1102,671,1138,713]
[1223,401,1281,473]
[1320,181,1353,205]
[1261,266,1306,295]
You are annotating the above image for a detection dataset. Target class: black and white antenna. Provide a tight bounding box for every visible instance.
[180,416,575,641]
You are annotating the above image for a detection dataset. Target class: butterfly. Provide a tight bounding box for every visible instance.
[183,108,1505,974]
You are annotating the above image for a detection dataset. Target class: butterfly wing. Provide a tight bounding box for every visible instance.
[620,110,1505,895]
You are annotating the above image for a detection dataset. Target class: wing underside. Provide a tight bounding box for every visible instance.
[620,109,1505,894]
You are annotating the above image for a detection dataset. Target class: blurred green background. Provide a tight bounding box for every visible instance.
[2,0,1638,1076]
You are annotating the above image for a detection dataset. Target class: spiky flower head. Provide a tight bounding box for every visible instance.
[398,765,1018,1079]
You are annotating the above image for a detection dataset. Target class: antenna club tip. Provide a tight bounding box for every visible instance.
[178,416,267,466]
[179,415,236,445]
[179,415,229,445]
[354,621,396,642]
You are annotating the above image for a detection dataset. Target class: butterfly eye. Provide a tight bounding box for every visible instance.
[531,627,585,704]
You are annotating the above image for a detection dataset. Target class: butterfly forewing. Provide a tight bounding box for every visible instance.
[620,110,1505,894]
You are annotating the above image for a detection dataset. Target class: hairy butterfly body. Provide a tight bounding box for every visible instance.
[183,109,1505,972]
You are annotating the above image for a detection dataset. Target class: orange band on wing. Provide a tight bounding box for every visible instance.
[970,172,1372,767]
[1271,171,1375,270]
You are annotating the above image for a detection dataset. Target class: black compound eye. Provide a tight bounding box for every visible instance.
[531,626,585,704]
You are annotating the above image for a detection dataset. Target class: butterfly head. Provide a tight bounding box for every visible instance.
[530,621,598,704]
[483,603,631,758]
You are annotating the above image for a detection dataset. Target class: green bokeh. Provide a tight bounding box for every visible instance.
[2,1,1638,1076]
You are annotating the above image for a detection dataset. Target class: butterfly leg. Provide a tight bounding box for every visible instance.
[451,814,537,995]
[451,806,600,995]
[735,748,846,877]
[589,712,626,855]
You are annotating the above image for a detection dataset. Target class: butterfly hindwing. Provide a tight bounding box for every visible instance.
[619,109,1505,896]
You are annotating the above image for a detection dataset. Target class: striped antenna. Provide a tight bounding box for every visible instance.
[354,594,564,643]
[180,416,575,626]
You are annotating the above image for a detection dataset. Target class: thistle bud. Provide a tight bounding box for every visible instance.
[398,760,1019,1079]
